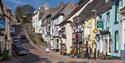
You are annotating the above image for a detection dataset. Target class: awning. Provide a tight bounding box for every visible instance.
[100,30,110,35]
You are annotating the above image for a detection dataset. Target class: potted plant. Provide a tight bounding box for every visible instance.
[0,52,3,60]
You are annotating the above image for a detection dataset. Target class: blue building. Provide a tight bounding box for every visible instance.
[96,0,123,57]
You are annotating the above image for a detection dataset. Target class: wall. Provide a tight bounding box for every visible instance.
[32,12,41,33]
[83,18,96,51]
[65,23,73,53]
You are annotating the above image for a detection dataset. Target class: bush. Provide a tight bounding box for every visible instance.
[0,53,2,57]
[2,50,10,60]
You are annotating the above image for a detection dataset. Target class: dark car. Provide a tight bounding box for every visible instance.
[12,37,23,47]
[20,35,29,43]
[21,35,26,39]
[13,40,23,47]
[14,47,28,55]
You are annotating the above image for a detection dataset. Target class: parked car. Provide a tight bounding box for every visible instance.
[20,35,26,39]
[12,37,22,46]
[20,35,29,43]
[14,47,28,55]
[13,41,23,47]
[13,37,20,42]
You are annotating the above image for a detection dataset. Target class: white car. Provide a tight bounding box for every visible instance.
[45,48,50,53]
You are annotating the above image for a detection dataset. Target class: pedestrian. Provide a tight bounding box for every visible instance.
[97,50,100,59]
[94,48,96,60]
[63,44,67,55]
[85,45,91,63]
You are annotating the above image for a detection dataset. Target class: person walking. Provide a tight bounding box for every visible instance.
[94,48,96,60]
[85,45,92,63]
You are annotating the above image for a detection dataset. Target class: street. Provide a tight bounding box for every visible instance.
[0,36,123,63]
[0,27,123,63]
[0,0,125,63]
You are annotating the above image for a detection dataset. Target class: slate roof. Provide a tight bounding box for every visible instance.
[51,2,76,20]
[79,0,112,23]
[51,5,65,20]
[58,0,89,26]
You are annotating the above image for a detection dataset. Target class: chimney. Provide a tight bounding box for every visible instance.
[75,4,79,8]
[59,2,65,8]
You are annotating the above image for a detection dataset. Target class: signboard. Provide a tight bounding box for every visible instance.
[97,21,103,30]
[0,14,5,30]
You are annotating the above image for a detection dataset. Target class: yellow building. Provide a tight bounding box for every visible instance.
[83,18,96,50]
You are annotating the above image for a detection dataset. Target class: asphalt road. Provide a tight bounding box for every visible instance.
[12,42,85,63]
[14,28,85,63]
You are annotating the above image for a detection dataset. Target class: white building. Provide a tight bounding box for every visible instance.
[51,2,77,52]
[32,10,41,33]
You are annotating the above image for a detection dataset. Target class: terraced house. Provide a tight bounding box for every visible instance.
[0,3,13,57]
[32,0,125,59]
[51,2,76,52]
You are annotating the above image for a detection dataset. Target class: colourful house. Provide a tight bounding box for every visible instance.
[95,0,124,57]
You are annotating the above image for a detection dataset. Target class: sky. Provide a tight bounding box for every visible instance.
[3,0,79,12]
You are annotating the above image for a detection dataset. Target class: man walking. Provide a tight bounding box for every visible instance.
[85,44,92,63]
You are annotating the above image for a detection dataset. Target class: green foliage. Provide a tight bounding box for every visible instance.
[2,50,10,60]
[15,4,35,23]
[0,52,2,57]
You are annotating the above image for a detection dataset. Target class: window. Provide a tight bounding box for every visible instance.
[121,0,123,7]
[99,15,102,21]
[0,14,5,30]
[114,0,119,24]
[57,39,59,49]
[114,30,118,53]
[109,41,111,53]
[106,12,110,29]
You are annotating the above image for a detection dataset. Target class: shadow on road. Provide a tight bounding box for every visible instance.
[18,52,52,63]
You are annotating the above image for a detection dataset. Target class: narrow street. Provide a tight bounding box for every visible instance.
[0,28,123,63]
[0,0,125,63]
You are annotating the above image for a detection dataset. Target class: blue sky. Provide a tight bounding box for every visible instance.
[3,0,79,12]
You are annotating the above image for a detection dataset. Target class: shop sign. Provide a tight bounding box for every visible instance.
[97,21,103,30]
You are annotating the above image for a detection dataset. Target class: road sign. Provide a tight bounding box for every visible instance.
[97,21,103,30]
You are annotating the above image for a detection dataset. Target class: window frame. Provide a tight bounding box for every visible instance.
[114,30,118,53]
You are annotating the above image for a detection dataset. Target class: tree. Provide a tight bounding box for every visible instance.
[15,4,35,23]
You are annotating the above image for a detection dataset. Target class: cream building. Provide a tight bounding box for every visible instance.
[58,0,93,53]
